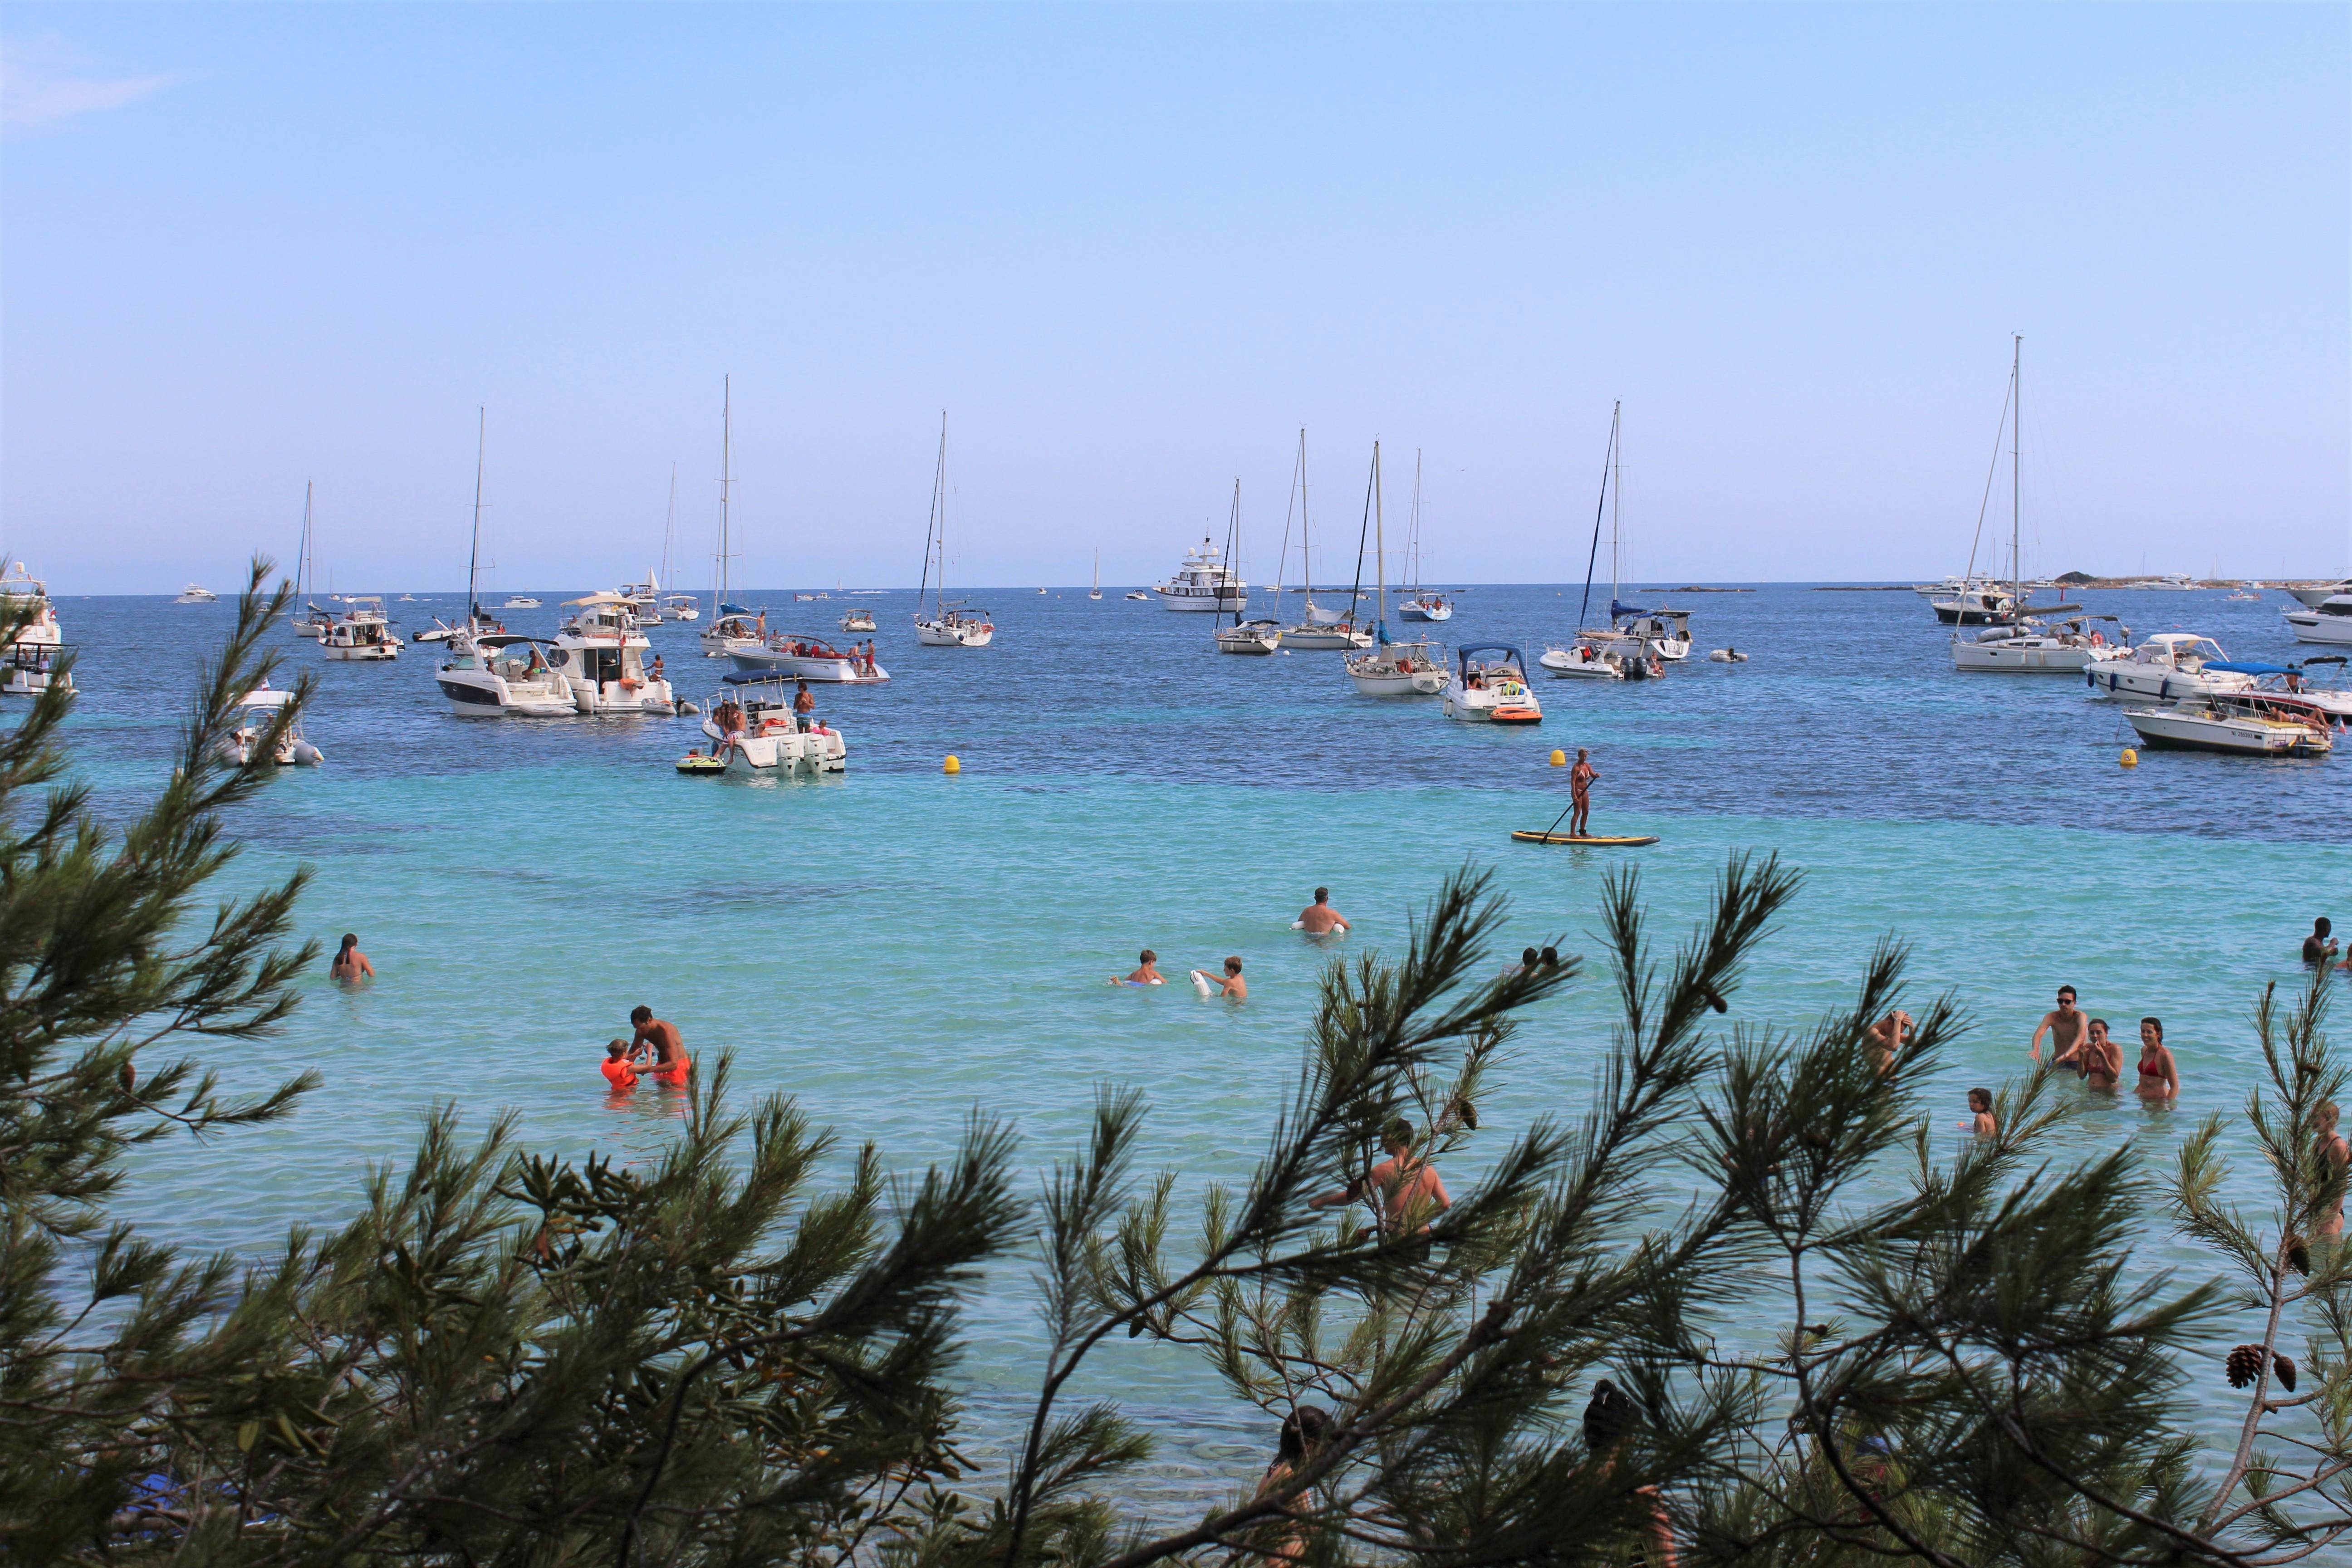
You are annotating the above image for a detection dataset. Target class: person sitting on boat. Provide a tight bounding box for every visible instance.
[714,698,746,759]
[651,652,664,683]
[1466,671,1485,690]
[526,645,548,675]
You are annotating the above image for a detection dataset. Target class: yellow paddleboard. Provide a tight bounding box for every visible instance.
[1510,831,1658,846]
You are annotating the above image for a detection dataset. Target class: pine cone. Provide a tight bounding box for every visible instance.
[2275,1355,2298,1393]
[2227,1344,2267,1388]
[2289,1240,2312,1276]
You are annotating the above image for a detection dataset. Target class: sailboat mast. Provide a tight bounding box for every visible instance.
[2011,333,2022,618]
[466,408,485,627]
[1410,448,1422,591]
[717,376,734,610]
[1225,477,1243,628]
[1298,428,1313,616]
[661,462,676,599]
[1612,410,1622,615]
[1373,440,1387,633]
[936,412,948,610]
[1578,403,1617,630]
[298,481,312,602]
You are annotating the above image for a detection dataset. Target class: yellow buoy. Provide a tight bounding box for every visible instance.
[2119,748,2138,768]
[1548,749,1567,767]
[944,755,961,774]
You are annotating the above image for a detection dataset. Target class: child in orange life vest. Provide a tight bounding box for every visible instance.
[601,1040,638,1090]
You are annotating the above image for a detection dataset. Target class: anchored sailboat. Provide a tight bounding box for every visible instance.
[1395,449,1452,623]
[1214,480,1282,654]
[1279,429,1372,650]
[913,413,995,647]
[1346,442,1448,695]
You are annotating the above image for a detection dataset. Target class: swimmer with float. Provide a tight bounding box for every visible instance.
[627,1005,691,1083]
[1113,949,1165,986]
[1191,956,1247,1000]
[1295,887,1349,935]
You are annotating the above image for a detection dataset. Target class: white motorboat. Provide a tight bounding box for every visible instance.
[1708,648,1749,663]
[839,607,877,633]
[701,608,761,656]
[548,593,677,712]
[2085,632,2253,702]
[175,584,218,605]
[1124,590,1149,601]
[0,563,71,696]
[434,633,579,717]
[1539,640,1631,680]
[700,680,848,774]
[1596,607,1690,662]
[1153,535,1246,612]
[2136,573,2201,591]
[219,684,323,765]
[1443,646,1543,722]
[666,594,702,622]
[1951,616,2125,674]
[2284,579,2352,608]
[2225,588,2260,602]
[2284,594,2352,647]
[1931,586,2020,625]
[1397,594,1452,622]
[500,595,543,609]
[323,597,402,660]
[727,632,889,683]
[2124,690,2334,756]
[910,414,996,647]
[2203,657,2352,727]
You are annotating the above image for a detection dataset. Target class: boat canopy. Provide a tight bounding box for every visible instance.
[479,634,559,650]
[2208,661,2295,677]
[717,601,756,616]
[1458,643,1526,669]
[234,685,298,710]
[564,592,632,607]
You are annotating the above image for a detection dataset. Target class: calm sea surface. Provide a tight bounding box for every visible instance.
[42,581,2350,1517]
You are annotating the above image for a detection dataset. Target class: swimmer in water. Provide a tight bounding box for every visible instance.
[2079,1018,2122,1090]
[1296,888,1350,935]
[2135,1017,2178,1101]
[1116,949,1165,986]
[628,1005,691,1082]
[601,1040,638,1090]
[330,932,374,982]
[1307,1117,1450,1235]
[1191,956,1246,1000]
[2314,1101,2348,1240]
[2030,986,2085,1068]
[1864,1009,1911,1077]
[1961,1087,1996,1138]
[1508,945,1539,976]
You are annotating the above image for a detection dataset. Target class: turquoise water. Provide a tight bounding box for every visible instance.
[43,583,2352,1512]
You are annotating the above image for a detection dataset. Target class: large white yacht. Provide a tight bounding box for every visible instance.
[323,597,403,660]
[1153,536,1246,612]
[2084,633,2253,701]
[435,633,582,716]
[0,563,72,696]
[2284,594,2352,647]
[175,584,219,605]
[2285,579,2352,608]
[549,593,676,712]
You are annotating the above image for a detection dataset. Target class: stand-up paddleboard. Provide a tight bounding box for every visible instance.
[1510,830,1658,846]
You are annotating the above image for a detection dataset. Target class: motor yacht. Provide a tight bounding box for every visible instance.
[1931,586,2018,625]
[2085,633,2253,701]
[435,633,581,717]
[547,593,676,712]
[1595,605,1691,661]
[728,632,889,682]
[2284,594,2352,647]
[1539,640,1632,680]
[2205,658,2352,727]
[1153,536,1246,612]
[1124,590,1149,601]
[2124,690,2334,756]
[175,584,218,605]
[1397,594,1453,622]
[839,606,877,633]
[1442,645,1543,723]
[1346,638,1447,694]
[219,684,323,765]
[0,564,72,696]
[700,679,848,774]
[1950,615,2125,674]
[323,597,403,660]
[2284,579,2352,608]
[665,594,702,622]
[2136,574,2201,591]
[500,595,543,609]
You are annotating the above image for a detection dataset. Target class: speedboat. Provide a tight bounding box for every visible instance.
[2225,588,2261,602]
[1442,645,1543,723]
[665,594,701,622]
[1397,593,1453,622]
[1539,640,1629,680]
[435,632,580,717]
[915,605,995,647]
[2085,632,2253,701]
[175,584,218,605]
[1152,536,1246,612]
[2206,658,2352,727]
[839,607,877,633]
[547,593,676,712]
[1594,604,1691,661]
[1950,616,2125,673]
[2284,594,2352,647]
[2124,690,2334,756]
[1124,590,1149,601]
[1346,638,1447,695]
[0,564,72,696]
[1931,586,2018,625]
[499,595,543,609]
[323,597,403,661]
[701,608,762,657]
[2136,573,2201,591]
[727,632,889,683]
[700,679,848,774]
[1215,619,1283,655]
[1708,648,1749,663]
[218,684,323,765]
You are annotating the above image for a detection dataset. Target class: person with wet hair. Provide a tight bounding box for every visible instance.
[1582,1380,1678,1567]
[1249,1404,1336,1563]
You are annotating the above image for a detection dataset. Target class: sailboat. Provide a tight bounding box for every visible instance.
[913,413,995,647]
[1395,450,1453,623]
[1278,430,1372,650]
[289,484,331,639]
[700,378,759,656]
[1542,406,1641,680]
[1951,338,2121,672]
[1089,550,1102,601]
[1346,442,1449,695]
[1213,481,1281,654]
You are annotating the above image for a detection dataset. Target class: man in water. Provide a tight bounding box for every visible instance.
[1568,749,1598,837]
[2305,917,2339,968]
[1298,888,1350,935]
[1307,1117,1450,1235]
[627,1006,690,1079]
[2030,986,2086,1067]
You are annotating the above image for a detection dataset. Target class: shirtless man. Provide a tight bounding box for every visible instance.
[627,1005,690,1080]
[1308,1118,1451,1235]
[2030,986,2086,1068]
[1568,749,1598,838]
[1864,1009,1911,1077]
[1116,949,1164,985]
[1191,956,1247,1000]
[1297,887,1350,935]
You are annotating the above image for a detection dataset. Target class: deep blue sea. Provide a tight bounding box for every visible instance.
[36,580,2351,1517]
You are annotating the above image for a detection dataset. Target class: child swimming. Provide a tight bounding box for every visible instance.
[1112,949,1165,986]
[1190,956,1246,1000]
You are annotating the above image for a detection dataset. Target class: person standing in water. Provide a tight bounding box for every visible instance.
[330,933,374,981]
[2078,1018,2122,1090]
[1191,956,1247,1000]
[2030,986,2086,1068]
[1297,888,1350,935]
[2135,1017,2179,1101]
[627,1006,691,1082]
[1568,749,1598,837]
[1962,1088,1997,1138]
[1864,1009,1911,1077]
[1308,1117,1450,1235]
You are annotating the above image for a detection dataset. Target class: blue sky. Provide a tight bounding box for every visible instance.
[3,4,2345,592]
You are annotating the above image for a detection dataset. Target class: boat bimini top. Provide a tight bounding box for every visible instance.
[1457,643,1528,673]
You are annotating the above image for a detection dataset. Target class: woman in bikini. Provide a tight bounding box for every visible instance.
[2314,1101,2348,1240]
[2079,1017,2122,1091]
[2135,1016,2179,1102]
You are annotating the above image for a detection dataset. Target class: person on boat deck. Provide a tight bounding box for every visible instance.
[2031,986,2086,1067]
[714,698,745,755]
[601,1041,638,1090]
[651,653,664,683]
[1307,1117,1450,1235]
[1466,671,1485,689]
[793,679,816,730]
[329,932,374,982]
[1568,749,1599,837]
[2304,917,2339,968]
[1118,949,1164,985]
[525,645,547,675]
[627,1006,690,1079]
[2136,1017,2179,1101]
[1193,956,1246,1000]
[1297,887,1350,935]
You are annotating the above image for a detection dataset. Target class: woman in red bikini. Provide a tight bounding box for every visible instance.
[2135,1016,2179,1102]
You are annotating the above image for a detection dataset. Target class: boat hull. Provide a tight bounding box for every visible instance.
[727,649,890,682]
[1215,631,1280,655]
[2084,666,2252,701]
[1348,667,1446,695]
[1539,647,1626,679]
[1281,627,1373,651]
[1154,590,1245,612]
[1951,641,2101,673]
[916,622,993,647]
[1397,602,1453,622]
[2285,613,2352,646]
[2123,708,2333,756]
[699,718,847,773]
